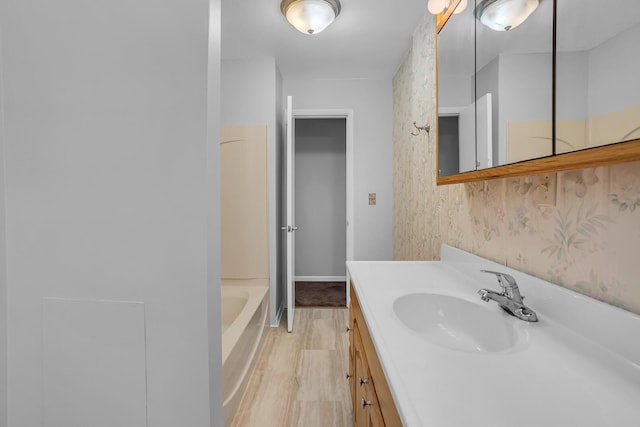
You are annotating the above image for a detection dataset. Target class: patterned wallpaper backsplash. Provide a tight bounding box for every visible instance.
[392,13,640,315]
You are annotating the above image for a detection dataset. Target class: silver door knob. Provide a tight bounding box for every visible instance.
[361,398,372,408]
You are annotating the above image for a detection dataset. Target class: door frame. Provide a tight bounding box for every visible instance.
[292,109,354,305]
[292,109,354,262]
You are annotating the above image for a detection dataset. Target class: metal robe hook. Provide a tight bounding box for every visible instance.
[410,121,431,136]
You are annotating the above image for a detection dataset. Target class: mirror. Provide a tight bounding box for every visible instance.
[556,0,640,154]
[437,2,475,176]
[437,0,640,184]
[438,0,553,177]
[475,0,553,167]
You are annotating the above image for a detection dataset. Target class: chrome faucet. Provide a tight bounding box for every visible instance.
[478,270,538,322]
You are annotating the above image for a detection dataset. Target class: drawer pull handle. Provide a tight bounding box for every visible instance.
[361,398,373,408]
[346,325,352,332]
[359,377,369,386]
[346,373,352,379]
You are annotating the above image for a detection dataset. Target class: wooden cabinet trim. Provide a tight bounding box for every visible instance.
[353,324,369,427]
[436,0,640,185]
[436,139,640,185]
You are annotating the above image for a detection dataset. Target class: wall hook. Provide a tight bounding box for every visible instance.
[410,121,430,136]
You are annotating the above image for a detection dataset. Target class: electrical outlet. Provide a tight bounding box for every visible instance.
[368,193,376,205]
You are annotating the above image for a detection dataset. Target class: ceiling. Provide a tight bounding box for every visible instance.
[221,0,428,80]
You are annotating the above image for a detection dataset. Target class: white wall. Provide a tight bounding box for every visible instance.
[557,25,640,120]
[284,79,394,262]
[0,0,222,425]
[295,118,346,277]
[499,53,553,123]
[222,57,279,127]
[438,72,473,109]
[587,23,640,117]
[556,51,589,120]
[497,53,553,164]
[221,57,282,326]
[0,24,7,427]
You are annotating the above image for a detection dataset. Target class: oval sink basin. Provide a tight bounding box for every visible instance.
[393,293,520,353]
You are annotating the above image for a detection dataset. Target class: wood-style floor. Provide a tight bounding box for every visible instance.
[230,308,353,427]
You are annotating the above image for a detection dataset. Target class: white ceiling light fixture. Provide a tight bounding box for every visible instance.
[427,0,448,15]
[427,0,468,16]
[475,0,540,31]
[280,0,341,35]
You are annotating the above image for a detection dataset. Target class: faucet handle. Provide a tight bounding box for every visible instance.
[477,289,491,302]
[480,270,517,289]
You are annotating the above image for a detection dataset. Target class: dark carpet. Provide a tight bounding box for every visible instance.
[295,281,346,308]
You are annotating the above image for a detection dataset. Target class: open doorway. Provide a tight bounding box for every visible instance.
[281,103,353,331]
[294,118,347,307]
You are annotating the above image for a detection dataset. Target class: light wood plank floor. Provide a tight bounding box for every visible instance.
[230,308,353,427]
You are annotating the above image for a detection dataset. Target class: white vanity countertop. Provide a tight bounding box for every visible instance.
[347,248,640,427]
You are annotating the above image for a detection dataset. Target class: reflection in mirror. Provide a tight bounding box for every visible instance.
[438,0,554,177]
[475,0,553,168]
[556,0,640,154]
[437,1,476,176]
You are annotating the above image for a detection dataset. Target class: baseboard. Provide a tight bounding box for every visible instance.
[272,302,285,327]
[294,276,347,282]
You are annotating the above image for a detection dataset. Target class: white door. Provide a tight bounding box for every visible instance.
[476,93,493,169]
[284,96,297,332]
[458,102,476,173]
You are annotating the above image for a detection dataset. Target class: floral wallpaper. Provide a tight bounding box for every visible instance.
[392,13,640,315]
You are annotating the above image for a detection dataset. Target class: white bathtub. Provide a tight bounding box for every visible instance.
[222,284,269,426]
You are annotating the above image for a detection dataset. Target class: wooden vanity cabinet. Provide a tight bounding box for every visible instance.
[349,284,402,427]
[348,301,355,410]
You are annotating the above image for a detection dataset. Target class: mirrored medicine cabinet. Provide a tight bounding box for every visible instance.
[436,0,640,185]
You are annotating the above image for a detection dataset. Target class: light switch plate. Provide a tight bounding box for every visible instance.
[369,193,376,205]
[534,173,557,206]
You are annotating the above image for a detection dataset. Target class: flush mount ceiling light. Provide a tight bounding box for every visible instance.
[427,0,468,15]
[280,0,341,35]
[475,0,539,31]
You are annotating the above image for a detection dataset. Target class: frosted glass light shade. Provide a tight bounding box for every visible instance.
[476,0,539,31]
[428,0,468,16]
[427,0,447,15]
[281,0,341,35]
